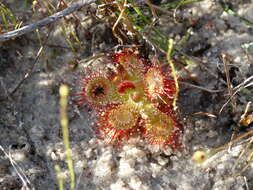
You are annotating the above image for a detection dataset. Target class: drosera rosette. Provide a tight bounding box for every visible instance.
[142,107,183,149]
[96,103,141,144]
[73,71,123,108]
[144,64,176,107]
[111,51,148,81]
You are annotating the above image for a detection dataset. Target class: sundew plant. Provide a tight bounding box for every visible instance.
[74,50,183,148]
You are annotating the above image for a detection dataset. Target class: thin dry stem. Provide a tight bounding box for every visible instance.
[113,0,128,44]
[180,81,224,93]
[221,52,237,114]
